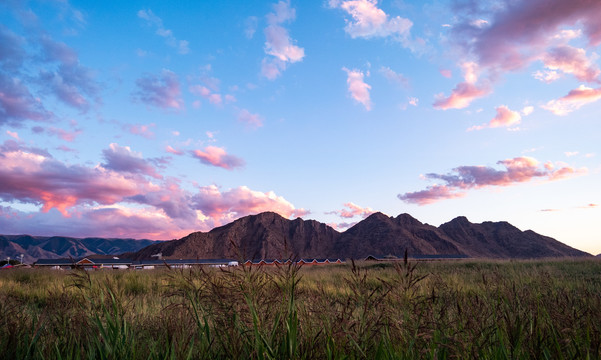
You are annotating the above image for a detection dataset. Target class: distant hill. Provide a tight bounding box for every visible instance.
[129,212,591,260]
[0,235,159,263]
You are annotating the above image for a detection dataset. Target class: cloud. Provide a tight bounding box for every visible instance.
[330,0,412,40]
[126,123,155,139]
[6,130,19,139]
[238,109,263,128]
[244,16,258,39]
[133,69,183,110]
[261,0,304,80]
[189,85,223,106]
[191,146,245,170]
[445,0,601,110]
[379,66,409,87]
[489,106,521,128]
[469,105,522,131]
[533,69,561,83]
[542,85,601,115]
[327,221,358,231]
[343,67,372,110]
[434,62,491,110]
[0,74,52,125]
[261,58,286,80]
[0,25,26,71]
[0,140,307,238]
[451,0,601,72]
[0,140,149,216]
[137,9,189,54]
[191,185,306,227]
[102,143,163,179]
[328,202,375,219]
[0,205,192,240]
[264,25,305,63]
[165,145,184,155]
[37,35,99,111]
[541,45,600,83]
[48,127,82,141]
[440,69,452,78]
[521,106,534,116]
[398,156,585,205]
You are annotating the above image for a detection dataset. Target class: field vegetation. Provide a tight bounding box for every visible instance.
[1,257,600,359]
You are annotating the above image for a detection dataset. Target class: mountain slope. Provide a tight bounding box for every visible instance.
[333,213,463,258]
[439,216,590,258]
[132,212,339,260]
[0,235,159,263]
[130,212,591,260]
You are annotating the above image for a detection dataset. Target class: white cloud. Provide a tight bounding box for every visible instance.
[343,67,372,110]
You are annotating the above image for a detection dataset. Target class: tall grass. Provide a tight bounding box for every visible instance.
[0,258,600,359]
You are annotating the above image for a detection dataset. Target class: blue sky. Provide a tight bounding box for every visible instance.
[1,0,600,254]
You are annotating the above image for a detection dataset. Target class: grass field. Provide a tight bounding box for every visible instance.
[1,258,600,359]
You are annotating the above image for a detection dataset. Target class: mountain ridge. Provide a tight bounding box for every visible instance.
[0,235,159,263]
[129,212,591,260]
[3,212,592,262]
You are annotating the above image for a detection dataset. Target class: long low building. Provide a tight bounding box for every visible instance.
[34,257,345,269]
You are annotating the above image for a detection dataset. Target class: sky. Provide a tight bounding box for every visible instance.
[0,0,600,255]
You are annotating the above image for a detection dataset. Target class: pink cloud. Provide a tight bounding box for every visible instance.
[440,69,452,78]
[541,45,600,82]
[191,185,305,227]
[328,202,375,219]
[6,130,19,139]
[48,127,82,141]
[398,184,466,205]
[261,0,304,80]
[189,85,223,106]
[0,141,306,239]
[261,58,286,80]
[165,145,184,155]
[0,205,193,240]
[343,67,372,110]
[127,123,155,139]
[264,25,305,63]
[191,146,245,170]
[470,105,522,130]
[453,0,601,72]
[445,0,601,110]
[238,109,263,128]
[327,221,357,231]
[398,156,585,205]
[56,145,77,153]
[331,0,412,39]
[133,69,183,109]
[102,143,163,179]
[489,105,521,128]
[434,62,491,110]
[542,85,601,115]
[379,66,408,87]
[0,141,148,216]
[434,82,490,110]
[28,125,82,141]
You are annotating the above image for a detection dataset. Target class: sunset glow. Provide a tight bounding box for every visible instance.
[0,0,599,254]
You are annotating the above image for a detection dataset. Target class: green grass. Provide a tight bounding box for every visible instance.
[1,258,600,359]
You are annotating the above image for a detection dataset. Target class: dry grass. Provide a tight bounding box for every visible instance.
[1,258,600,359]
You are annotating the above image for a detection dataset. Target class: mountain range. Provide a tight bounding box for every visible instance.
[129,212,591,260]
[2,212,592,262]
[0,235,158,263]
